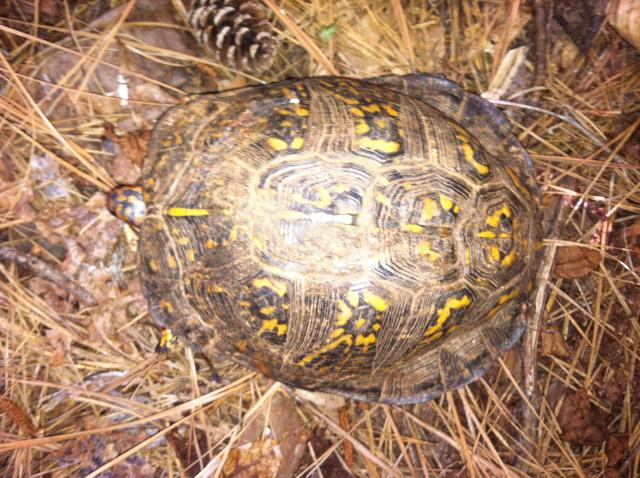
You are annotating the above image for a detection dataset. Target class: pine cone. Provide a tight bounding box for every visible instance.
[188,0,278,72]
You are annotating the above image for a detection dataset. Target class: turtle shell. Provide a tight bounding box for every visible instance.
[133,74,543,404]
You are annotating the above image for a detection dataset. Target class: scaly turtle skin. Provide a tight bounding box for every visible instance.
[108,74,543,404]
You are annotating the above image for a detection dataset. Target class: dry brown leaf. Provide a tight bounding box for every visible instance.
[338,406,354,469]
[554,0,608,55]
[621,218,640,242]
[604,367,628,405]
[553,246,601,278]
[51,416,157,476]
[46,328,72,367]
[104,123,151,173]
[540,328,571,359]
[608,0,640,50]
[0,397,39,437]
[606,434,628,468]
[223,439,280,478]
[233,392,308,478]
[484,46,529,101]
[557,389,608,446]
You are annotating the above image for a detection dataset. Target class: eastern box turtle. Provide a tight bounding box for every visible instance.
[108,74,543,404]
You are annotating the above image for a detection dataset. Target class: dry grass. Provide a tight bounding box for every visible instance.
[1,0,639,476]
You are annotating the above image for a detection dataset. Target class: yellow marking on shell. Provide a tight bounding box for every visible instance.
[277,108,291,115]
[336,300,352,325]
[167,255,177,269]
[373,323,381,331]
[350,107,365,117]
[229,225,241,241]
[174,133,183,145]
[334,184,350,193]
[375,192,392,206]
[439,195,454,211]
[206,239,217,249]
[417,241,440,261]
[362,291,388,312]
[499,289,519,304]
[160,300,175,314]
[506,167,531,199]
[333,93,360,105]
[267,137,288,151]
[144,178,156,188]
[149,259,159,272]
[485,289,520,320]
[499,233,511,239]
[425,295,472,337]
[478,231,496,239]
[259,318,287,336]
[486,204,512,227]
[297,334,353,366]
[331,328,345,338]
[382,104,399,116]
[157,153,170,168]
[166,207,210,217]
[460,140,490,175]
[355,120,370,134]
[403,223,424,233]
[281,120,293,127]
[290,137,304,149]
[260,306,276,315]
[252,278,287,297]
[156,328,178,352]
[425,330,443,343]
[252,237,265,251]
[373,117,387,128]
[501,249,517,267]
[355,318,367,329]
[535,241,544,251]
[280,210,308,220]
[355,333,376,348]
[420,197,438,221]
[295,106,309,116]
[239,300,251,307]
[283,304,289,310]
[358,137,401,154]
[398,128,405,137]
[281,87,296,99]
[346,291,359,307]
[465,248,471,264]
[214,178,225,186]
[177,236,189,245]
[186,249,195,262]
[362,104,381,113]
[490,246,501,261]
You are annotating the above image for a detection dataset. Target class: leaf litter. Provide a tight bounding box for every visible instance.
[0,0,639,476]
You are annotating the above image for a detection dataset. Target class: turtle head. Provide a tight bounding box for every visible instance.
[107,185,146,227]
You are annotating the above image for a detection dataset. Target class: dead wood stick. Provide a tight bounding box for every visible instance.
[0,245,96,306]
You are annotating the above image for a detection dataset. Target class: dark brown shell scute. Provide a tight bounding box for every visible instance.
[135,75,542,404]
